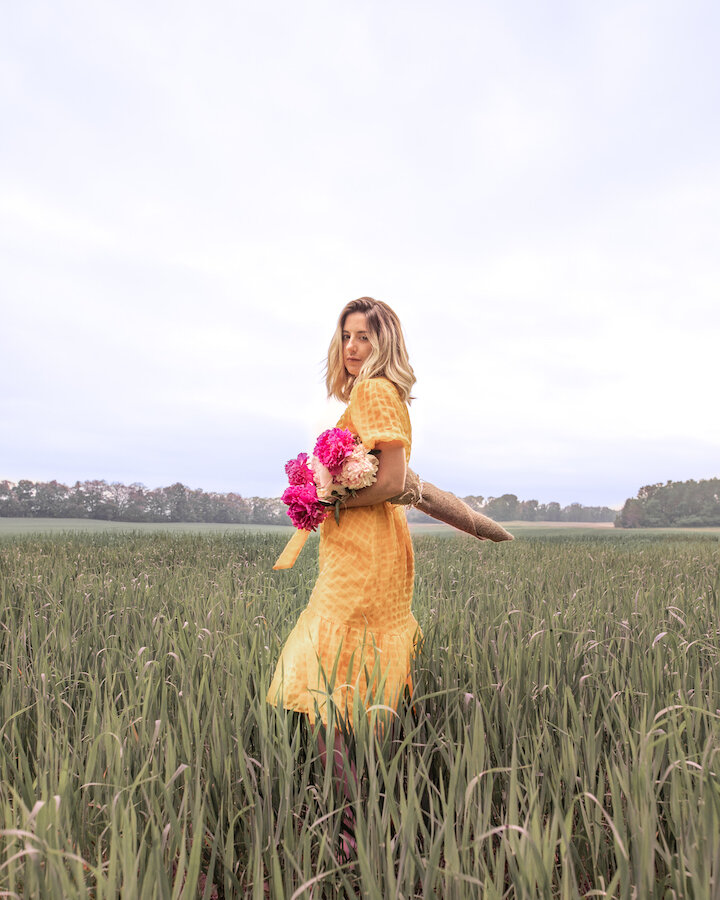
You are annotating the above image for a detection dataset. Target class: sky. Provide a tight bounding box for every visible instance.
[2,0,719,508]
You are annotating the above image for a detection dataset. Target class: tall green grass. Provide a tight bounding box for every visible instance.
[0,531,718,897]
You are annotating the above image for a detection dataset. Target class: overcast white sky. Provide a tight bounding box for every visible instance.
[2,0,718,508]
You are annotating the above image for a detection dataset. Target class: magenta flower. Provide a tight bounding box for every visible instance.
[313,428,356,475]
[281,484,328,531]
[284,452,315,486]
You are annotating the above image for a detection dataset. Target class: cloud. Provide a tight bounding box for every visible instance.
[1,1,718,504]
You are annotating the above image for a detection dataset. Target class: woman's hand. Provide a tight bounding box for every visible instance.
[338,441,407,509]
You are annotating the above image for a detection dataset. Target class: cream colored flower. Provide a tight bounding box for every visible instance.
[340,445,379,490]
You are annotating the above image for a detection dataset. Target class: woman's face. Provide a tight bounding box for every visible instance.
[342,312,373,376]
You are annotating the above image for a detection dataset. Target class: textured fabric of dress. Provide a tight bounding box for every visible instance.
[266,376,421,726]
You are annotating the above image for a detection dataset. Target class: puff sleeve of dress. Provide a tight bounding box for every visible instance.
[348,377,411,458]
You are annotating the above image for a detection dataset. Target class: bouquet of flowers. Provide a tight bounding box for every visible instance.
[281,427,379,530]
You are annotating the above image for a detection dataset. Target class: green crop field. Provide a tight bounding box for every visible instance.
[2,517,719,540]
[0,519,297,537]
[1,530,719,897]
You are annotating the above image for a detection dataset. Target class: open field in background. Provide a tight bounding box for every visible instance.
[2,517,720,539]
[0,518,297,537]
[1,530,719,897]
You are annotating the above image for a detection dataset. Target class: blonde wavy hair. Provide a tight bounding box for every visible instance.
[325,297,416,404]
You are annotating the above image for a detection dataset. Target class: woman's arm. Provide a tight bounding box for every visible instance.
[339,441,407,509]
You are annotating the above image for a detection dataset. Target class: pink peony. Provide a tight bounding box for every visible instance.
[339,445,379,490]
[313,428,356,475]
[284,452,315,486]
[309,456,336,499]
[281,483,328,531]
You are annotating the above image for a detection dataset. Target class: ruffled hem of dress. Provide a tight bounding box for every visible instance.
[266,608,422,726]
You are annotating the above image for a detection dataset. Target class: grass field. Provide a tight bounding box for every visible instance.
[0,518,297,536]
[2,516,720,539]
[1,529,719,897]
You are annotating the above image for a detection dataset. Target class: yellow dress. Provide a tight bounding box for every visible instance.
[266,376,421,725]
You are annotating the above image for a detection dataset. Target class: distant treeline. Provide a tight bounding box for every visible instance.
[616,478,720,528]
[0,480,282,524]
[0,479,617,524]
[407,494,616,524]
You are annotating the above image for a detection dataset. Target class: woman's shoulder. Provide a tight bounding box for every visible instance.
[348,375,411,450]
[350,376,402,402]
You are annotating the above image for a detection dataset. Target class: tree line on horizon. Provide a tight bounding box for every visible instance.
[0,478,617,524]
[615,478,720,528]
[420,494,617,524]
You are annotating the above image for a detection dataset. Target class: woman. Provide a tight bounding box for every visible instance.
[266,297,421,728]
